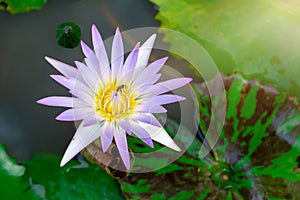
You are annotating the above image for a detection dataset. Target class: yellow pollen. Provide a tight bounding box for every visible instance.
[94,82,138,121]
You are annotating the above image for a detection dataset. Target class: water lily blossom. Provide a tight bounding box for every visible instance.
[37,25,192,169]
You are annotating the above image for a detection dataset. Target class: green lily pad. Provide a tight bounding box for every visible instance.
[0,142,125,199]
[24,154,125,199]
[119,74,300,199]
[56,22,81,49]
[0,143,43,199]
[151,0,300,99]
[0,0,47,14]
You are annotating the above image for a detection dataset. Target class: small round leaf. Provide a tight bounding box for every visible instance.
[56,22,81,49]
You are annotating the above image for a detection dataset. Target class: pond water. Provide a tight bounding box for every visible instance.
[0,0,163,162]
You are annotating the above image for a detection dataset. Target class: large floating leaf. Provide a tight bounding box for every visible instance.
[0,0,47,14]
[0,143,42,199]
[119,74,300,199]
[151,0,300,99]
[24,154,125,199]
[0,142,125,199]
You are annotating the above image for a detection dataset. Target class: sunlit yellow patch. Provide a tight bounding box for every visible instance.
[94,81,138,121]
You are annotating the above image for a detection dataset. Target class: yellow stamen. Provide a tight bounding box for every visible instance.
[95,82,138,121]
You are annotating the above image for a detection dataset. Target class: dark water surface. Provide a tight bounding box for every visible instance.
[0,0,160,162]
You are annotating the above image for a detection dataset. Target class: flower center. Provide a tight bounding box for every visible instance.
[95,82,138,121]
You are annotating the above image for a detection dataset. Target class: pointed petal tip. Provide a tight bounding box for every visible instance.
[134,42,141,50]
[165,140,181,152]
[74,60,80,65]
[60,152,71,167]
[74,61,83,68]
[172,145,181,152]
[185,77,193,83]
[44,56,52,63]
[36,99,43,105]
[122,154,131,170]
[101,144,110,153]
[149,33,157,40]
[177,96,186,101]
[115,27,121,35]
[55,115,62,121]
[149,141,154,148]
[59,160,66,167]
[142,137,154,148]
[55,112,72,121]
[161,56,168,62]
[60,155,72,167]
[125,163,130,170]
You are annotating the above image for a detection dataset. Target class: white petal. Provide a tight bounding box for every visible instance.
[37,96,87,108]
[100,122,114,152]
[143,78,192,96]
[131,34,156,82]
[50,75,75,90]
[81,40,93,58]
[111,28,124,80]
[60,123,103,166]
[45,57,78,78]
[114,127,130,170]
[133,74,161,93]
[92,25,110,70]
[56,107,92,121]
[137,120,180,152]
[75,61,99,92]
[69,88,94,105]
[135,34,156,68]
[131,57,167,88]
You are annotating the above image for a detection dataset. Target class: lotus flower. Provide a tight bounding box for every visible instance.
[37,25,192,169]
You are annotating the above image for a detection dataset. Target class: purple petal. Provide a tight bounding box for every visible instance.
[138,57,167,78]
[60,123,102,166]
[81,40,102,77]
[111,28,124,80]
[130,123,154,148]
[75,61,99,92]
[84,56,102,79]
[55,108,92,121]
[45,57,77,78]
[133,74,161,93]
[100,122,114,152]
[145,78,192,96]
[117,119,132,135]
[69,88,94,105]
[137,105,167,113]
[132,56,166,87]
[50,75,75,90]
[68,79,94,104]
[69,77,94,96]
[92,25,110,70]
[37,96,86,108]
[81,41,93,58]
[83,113,102,127]
[121,43,140,81]
[114,128,130,170]
[144,94,185,106]
[131,113,162,127]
